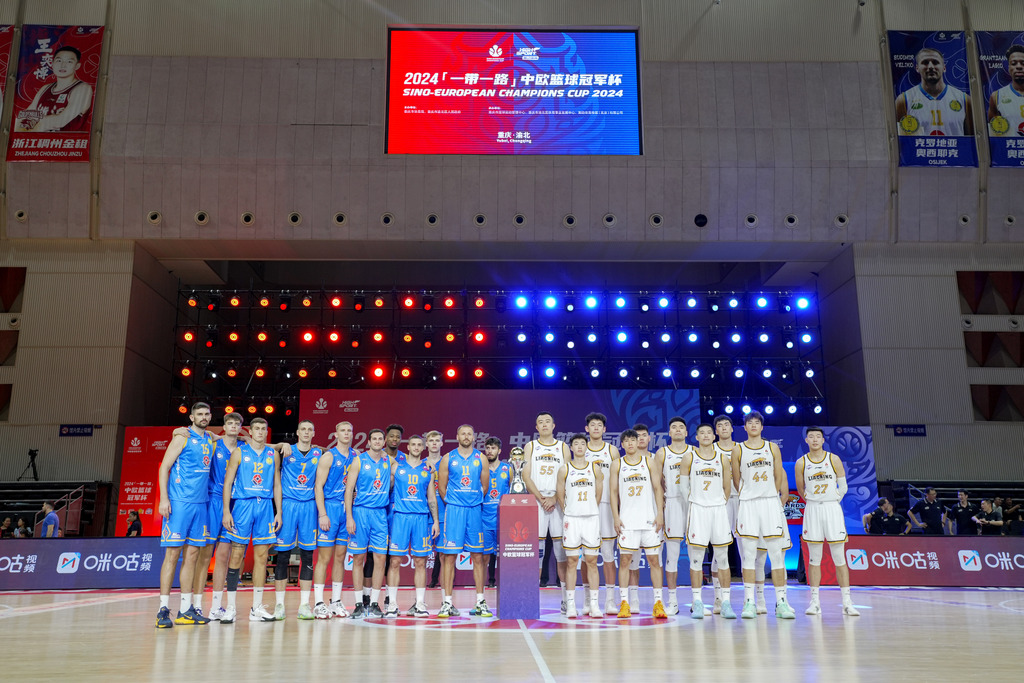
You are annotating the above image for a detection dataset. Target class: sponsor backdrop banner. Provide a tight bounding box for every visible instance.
[7,25,104,162]
[842,535,1024,587]
[386,28,642,154]
[976,31,1024,167]
[0,537,172,590]
[888,30,978,167]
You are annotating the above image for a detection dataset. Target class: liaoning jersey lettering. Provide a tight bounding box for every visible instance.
[232,443,276,500]
[662,445,692,499]
[168,427,215,503]
[714,442,738,497]
[529,440,565,496]
[689,450,727,507]
[563,461,599,517]
[738,441,776,501]
[802,452,840,502]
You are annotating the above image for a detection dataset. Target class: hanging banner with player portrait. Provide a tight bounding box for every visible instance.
[976,31,1024,167]
[0,26,14,106]
[7,25,104,162]
[888,30,978,167]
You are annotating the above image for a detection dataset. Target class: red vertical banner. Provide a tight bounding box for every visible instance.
[117,427,174,537]
[7,25,104,162]
[0,26,14,104]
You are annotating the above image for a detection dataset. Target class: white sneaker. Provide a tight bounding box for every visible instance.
[605,597,618,615]
[250,604,275,622]
[629,599,640,613]
[329,600,349,618]
[666,601,679,616]
[384,604,400,618]
[589,602,603,618]
[756,600,768,615]
[712,597,722,614]
[411,602,430,618]
[805,601,821,616]
[313,602,332,619]
[565,602,578,618]
[843,604,861,616]
[208,606,227,622]
[220,606,236,623]
[273,603,286,621]
[560,600,567,615]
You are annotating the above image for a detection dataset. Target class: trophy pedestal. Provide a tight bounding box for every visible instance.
[496,494,539,619]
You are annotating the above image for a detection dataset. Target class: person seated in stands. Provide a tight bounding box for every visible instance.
[974,499,1003,536]
[0,517,13,538]
[14,517,32,537]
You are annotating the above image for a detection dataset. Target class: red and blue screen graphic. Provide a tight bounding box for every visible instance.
[386,28,642,155]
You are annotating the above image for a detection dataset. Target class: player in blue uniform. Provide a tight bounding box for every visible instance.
[386,434,440,617]
[480,437,511,593]
[344,428,392,618]
[313,420,357,618]
[193,411,243,621]
[156,402,216,628]
[273,420,322,620]
[425,430,446,591]
[222,417,282,623]
[437,424,491,618]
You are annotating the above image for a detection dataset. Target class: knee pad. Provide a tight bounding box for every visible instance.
[274,551,291,581]
[688,547,704,573]
[552,539,567,563]
[829,543,846,567]
[766,541,785,569]
[299,549,314,581]
[665,541,681,573]
[629,552,640,571]
[712,545,729,571]
[226,567,240,592]
[601,539,616,563]
[807,543,824,566]
[740,537,759,569]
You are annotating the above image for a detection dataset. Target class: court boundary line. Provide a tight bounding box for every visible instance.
[518,618,556,682]
[0,592,149,619]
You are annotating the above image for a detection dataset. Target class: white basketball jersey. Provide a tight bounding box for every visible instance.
[585,442,614,504]
[563,461,599,517]
[992,84,1024,137]
[713,442,738,497]
[737,440,777,501]
[618,455,656,529]
[902,84,968,135]
[529,440,564,496]
[802,452,840,502]
[662,445,691,499]
[689,449,727,507]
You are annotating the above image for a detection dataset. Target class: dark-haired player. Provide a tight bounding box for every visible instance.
[345,429,391,617]
[988,44,1024,137]
[522,412,569,612]
[558,433,604,618]
[583,412,620,614]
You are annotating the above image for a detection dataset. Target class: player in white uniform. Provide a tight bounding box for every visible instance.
[653,416,693,615]
[796,427,859,617]
[988,44,1024,138]
[609,429,667,619]
[583,412,621,614]
[522,411,569,612]
[895,47,973,136]
[683,424,736,619]
[625,423,653,612]
[731,411,795,620]
[556,433,604,618]
[712,415,740,613]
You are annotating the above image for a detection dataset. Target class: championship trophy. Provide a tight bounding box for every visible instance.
[508,446,527,494]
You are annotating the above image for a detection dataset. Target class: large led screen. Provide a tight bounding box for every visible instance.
[386,27,642,155]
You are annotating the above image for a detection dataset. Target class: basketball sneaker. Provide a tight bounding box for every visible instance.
[297,603,315,620]
[208,606,227,622]
[589,602,603,618]
[666,600,679,616]
[349,603,366,619]
[652,600,668,619]
[756,599,768,615]
[175,606,210,625]
[313,602,331,619]
[273,603,286,621]
[437,601,454,618]
[720,600,737,619]
[775,601,796,619]
[476,600,493,617]
[605,596,618,615]
[450,605,461,616]
[565,601,578,619]
[843,603,861,616]
[740,599,757,619]
[560,600,567,615]
[616,600,631,619]
[629,597,639,613]
[220,606,237,623]
[156,606,174,629]
[367,602,384,618]
[330,600,349,618]
[805,601,821,616]
[713,597,722,615]
[690,599,704,620]
[250,604,276,622]
[411,603,430,618]
[384,603,400,618]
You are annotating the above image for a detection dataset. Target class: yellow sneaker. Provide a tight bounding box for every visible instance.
[617,600,631,619]
[652,600,667,619]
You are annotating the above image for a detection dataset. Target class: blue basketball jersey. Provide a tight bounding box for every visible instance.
[281,446,321,501]
[168,427,215,503]
[353,452,390,508]
[208,439,234,498]
[393,458,433,514]
[322,446,355,501]
[232,442,277,499]
[482,461,513,528]
[445,449,484,506]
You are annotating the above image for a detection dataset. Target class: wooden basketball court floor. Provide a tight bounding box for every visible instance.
[2,585,1020,681]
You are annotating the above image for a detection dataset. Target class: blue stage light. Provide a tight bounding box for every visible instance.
[544,366,556,378]
[686,297,698,308]
[616,331,628,343]
[756,296,768,308]
[587,332,598,343]
[796,297,810,310]
[730,332,742,343]
[661,368,672,378]
[585,296,598,309]
[687,332,698,343]
[764,404,774,415]
[658,296,670,308]
[614,296,626,308]
[661,331,672,343]
[728,298,739,308]
[544,296,557,309]
[544,332,555,343]
[517,367,529,378]
[788,404,798,414]
[516,332,528,343]
[515,295,529,309]
[758,332,769,343]
[801,332,812,343]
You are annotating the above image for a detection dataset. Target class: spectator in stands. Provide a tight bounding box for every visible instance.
[863,499,911,535]
[1002,498,1021,535]
[126,510,142,537]
[993,496,1005,518]
[974,499,1003,535]
[946,490,979,536]
[1,517,13,539]
[13,517,31,537]
[909,487,946,535]
[38,502,60,538]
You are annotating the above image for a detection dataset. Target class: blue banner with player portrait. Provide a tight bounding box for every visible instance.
[976,31,1024,167]
[888,30,978,167]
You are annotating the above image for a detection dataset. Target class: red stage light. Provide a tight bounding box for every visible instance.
[187,295,198,307]
[445,367,457,379]
[328,331,340,343]
[400,367,411,378]
[327,368,338,378]
[256,330,268,342]
[226,367,237,378]
[302,331,314,343]
[180,366,191,377]
[255,367,266,378]
[224,405,234,414]
[278,339,287,348]
[351,339,360,349]
[298,368,309,378]
[259,296,270,307]
[372,332,384,342]
[443,296,456,308]
[330,296,342,308]
[473,368,484,378]
[228,331,240,342]
[205,339,215,348]
[445,331,456,343]
[403,333,413,343]
[264,404,275,414]
[474,296,485,308]
[229,296,241,307]
[424,339,433,349]
[372,366,385,378]
[247,405,257,414]
[301,296,313,307]
[178,404,188,414]
[285,408,293,416]
[374,297,385,308]
[183,330,195,342]
[403,296,415,308]
[473,331,485,343]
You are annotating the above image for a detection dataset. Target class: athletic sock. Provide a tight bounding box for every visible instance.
[743,583,755,603]
[840,586,852,604]
[628,585,639,603]
[755,584,766,603]
[618,586,626,603]
[653,588,663,602]
[300,589,310,607]
[584,587,591,604]
[388,585,398,605]
[314,584,325,604]
[692,587,702,603]
[331,582,342,603]
[180,592,192,612]
[477,592,485,604]
[351,590,361,607]
[810,586,820,602]
[276,590,285,607]
[362,586,371,598]
[713,581,722,602]
[211,591,223,612]
[370,589,380,604]
[227,591,237,608]
[444,594,453,605]
[254,587,264,605]
[776,585,788,604]
[159,595,169,609]
[415,587,426,604]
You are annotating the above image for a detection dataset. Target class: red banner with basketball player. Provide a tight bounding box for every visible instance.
[837,535,1024,587]
[7,25,104,162]
[0,26,14,106]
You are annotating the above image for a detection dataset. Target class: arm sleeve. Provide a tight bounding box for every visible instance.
[836,477,848,499]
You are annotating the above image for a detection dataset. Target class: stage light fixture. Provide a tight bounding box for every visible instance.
[229,294,241,307]
[616,331,627,343]
[801,332,813,344]
[327,365,338,379]
[543,366,556,378]
[224,404,235,414]
[640,333,651,349]
[517,366,529,378]
[403,332,414,343]
[254,365,266,378]
[710,331,721,349]
[353,295,364,311]
[805,367,815,378]
[400,367,412,379]
[762,367,773,378]
[813,404,823,414]
[473,367,484,379]
[444,331,456,343]
[423,333,434,349]
[372,365,385,379]
[590,366,600,378]
[565,332,577,350]
[474,295,486,308]
[728,297,739,309]
[264,403,275,414]
[734,366,745,378]
[614,296,626,308]
[515,295,529,309]
[180,363,192,378]
[279,295,291,311]
[247,403,258,414]
[658,296,670,308]
[445,366,457,379]
[796,297,810,310]
[639,297,650,312]
[187,293,199,308]
[565,297,576,312]
[707,296,720,312]
[443,295,456,309]
[516,331,528,344]
[278,328,291,348]
[328,330,341,343]
[724,403,734,414]
[618,367,629,378]
[586,331,598,343]
[741,404,751,414]
[544,295,557,309]
[422,295,434,311]
[204,327,218,348]
[778,296,792,313]
[350,332,362,349]
[689,366,701,379]
[226,363,238,378]
[370,330,385,343]
[182,329,196,343]
[687,331,698,343]
[755,296,768,308]
[472,331,485,343]
[228,329,240,343]
[585,295,598,309]
[544,331,555,343]
[661,331,672,343]
[298,366,309,378]
[277,362,292,380]
[256,328,268,343]
[403,295,415,309]
[374,296,386,308]
[686,296,698,308]
[178,401,188,414]
[661,367,672,378]
[764,404,774,415]
[259,295,270,308]
[758,331,770,343]
[301,294,313,307]
[730,331,742,344]
[207,294,221,312]
[788,404,798,414]
[302,330,315,343]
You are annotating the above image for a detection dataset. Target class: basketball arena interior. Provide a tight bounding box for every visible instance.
[1,1,1023,681]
